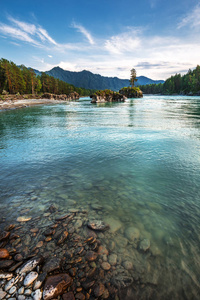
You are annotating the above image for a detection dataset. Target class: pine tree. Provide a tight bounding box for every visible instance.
[130,68,138,87]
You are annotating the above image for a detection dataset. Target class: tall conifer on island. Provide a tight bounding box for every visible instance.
[130,68,138,87]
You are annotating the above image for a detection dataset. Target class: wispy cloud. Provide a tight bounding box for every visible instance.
[0,23,40,46]
[104,28,142,54]
[71,22,95,45]
[0,17,58,48]
[178,4,200,29]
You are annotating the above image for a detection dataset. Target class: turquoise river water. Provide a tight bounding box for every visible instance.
[0,95,200,299]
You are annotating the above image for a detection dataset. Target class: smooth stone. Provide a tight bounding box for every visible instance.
[125,227,140,242]
[75,293,85,300]
[43,258,61,273]
[82,281,95,290]
[139,239,150,252]
[91,204,103,210]
[85,251,98,262]
[24,271,38,286]
[98,245,108,256]
[36,241,43,248]
[93,283,106,297]
[8,286,16,295]
[32,289,42,300]
[104,217,122,233]
[24,289,32,296]
[17,296,25,300]
[14,254,23,262]
[18,287,24,295]
[101,262,111,271]
[0,291,7,299]
[33,273,47,290]
[114,235,128,248]
[55,214,71,221]
[17,256,43,274]
[0,249,9,259]
[17,216,32,222]
[57,231,68,245]
[0,273,13,279]
[62,291,75,300]
[84,183,93,190]
[74,220,82,229]
[43,273,72,300]
[0,260,14,269]
[44,229,55,236]
[87,220,109,231]
[108,254,118,266]
[4,278,15,291]
[123,261,133,270]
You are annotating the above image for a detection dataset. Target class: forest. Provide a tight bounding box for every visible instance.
[139,65,200,95]
[0,58,95,96]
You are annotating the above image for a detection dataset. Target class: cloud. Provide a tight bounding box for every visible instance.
[37,27,57,45]
[0,24,40,46]
[0,17,58,48]
[104,28,141,54]
[71,22,95,45]
[178,4,200,29]
[8,16,37,34]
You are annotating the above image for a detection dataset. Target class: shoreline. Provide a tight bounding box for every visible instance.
[0,99,70,111]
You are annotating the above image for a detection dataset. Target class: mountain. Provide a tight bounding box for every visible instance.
[34,66,164,90]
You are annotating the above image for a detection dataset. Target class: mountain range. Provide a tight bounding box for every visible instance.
[33,67,164,90]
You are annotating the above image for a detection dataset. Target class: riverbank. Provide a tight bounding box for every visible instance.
[0,92,80,111]
[0,99,69,111]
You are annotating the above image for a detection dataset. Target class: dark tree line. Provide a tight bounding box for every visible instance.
[139,65,200,95]
[0,58,95,96]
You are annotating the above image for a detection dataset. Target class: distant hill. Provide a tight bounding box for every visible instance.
[33,66,164,90]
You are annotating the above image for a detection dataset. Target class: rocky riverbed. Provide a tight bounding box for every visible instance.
[0,201,158,300]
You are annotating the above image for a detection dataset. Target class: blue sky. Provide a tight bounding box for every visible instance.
[0,0,200,80]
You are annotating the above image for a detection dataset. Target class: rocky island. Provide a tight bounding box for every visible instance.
[90,90,126,103]
[119,87,143,98]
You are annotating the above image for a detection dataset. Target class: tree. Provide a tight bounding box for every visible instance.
[130,68,138,87]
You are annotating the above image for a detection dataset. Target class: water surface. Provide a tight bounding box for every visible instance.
[1,95,200,299]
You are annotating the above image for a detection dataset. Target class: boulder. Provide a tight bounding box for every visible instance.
[43,257,61,273]
[43,273,73,300]
[0,248,10,259]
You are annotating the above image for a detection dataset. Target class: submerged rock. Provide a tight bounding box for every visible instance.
[104,217,122,233]
[125,227,140,242]
[0,248,10,259]
[43,257,61,273]
[108,254,118,266]
[93,282,106,297]
[0,272,13,279]
[139,239,150,252]
[17,256,43,274]
[17,216,32,222]
[0,291,7,299]
[87,220,109,231]
[32,289,42,300]
[43,273,72,300]
[24,271,38,286]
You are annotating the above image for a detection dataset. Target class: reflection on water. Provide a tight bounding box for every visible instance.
[1,95,200,299]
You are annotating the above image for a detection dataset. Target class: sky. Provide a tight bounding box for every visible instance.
[0,0,200,80]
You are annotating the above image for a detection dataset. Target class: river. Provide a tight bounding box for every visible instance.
[0,95,200,299]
